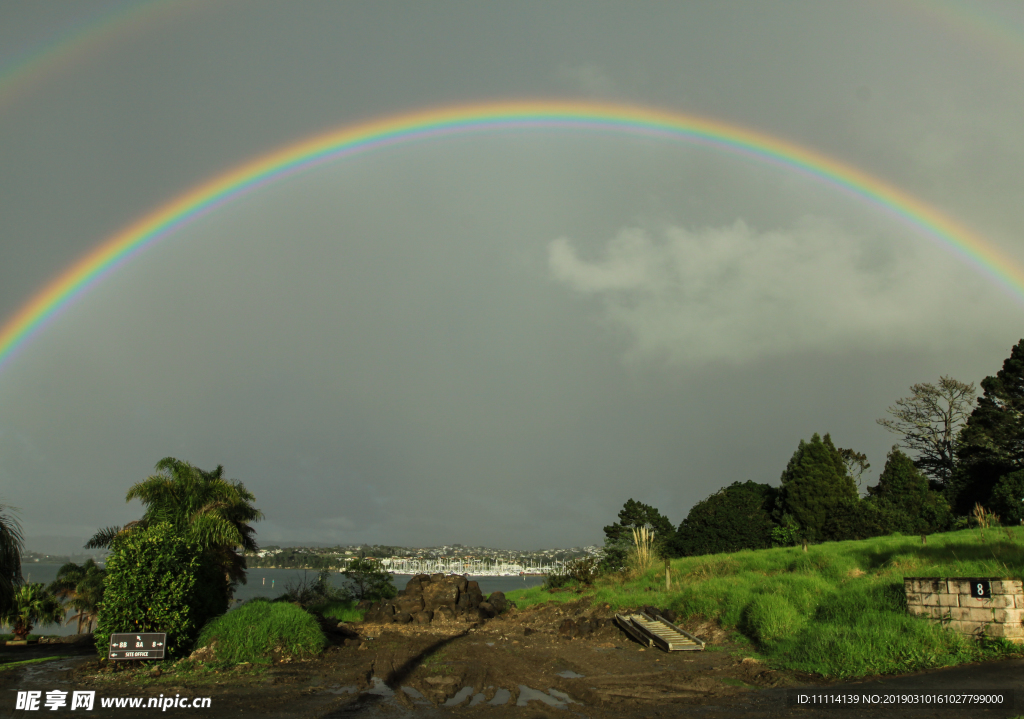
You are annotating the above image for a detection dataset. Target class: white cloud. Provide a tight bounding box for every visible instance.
[548,217,1010,364]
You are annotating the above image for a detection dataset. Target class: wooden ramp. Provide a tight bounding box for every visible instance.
[614,613,705,652]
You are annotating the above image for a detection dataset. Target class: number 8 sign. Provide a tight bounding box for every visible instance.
[970,579,991,599]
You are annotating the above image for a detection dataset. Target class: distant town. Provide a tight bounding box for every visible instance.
[246,543,604,575]
[22,543,603,575]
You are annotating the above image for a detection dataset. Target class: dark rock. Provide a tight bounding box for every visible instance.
[661,609,678,624]
[405,575,430,596]
[433,606,455,623]
[457,593,472,610]
[478,601,495,618]
[393,612,413,624]
[395,595,425,615]
[451,575,468,592]
[558,619,577,638]
[414,610,433,624]
[469,607,491,621]
[487,592,508,613]
[466,580,480,593]
[422,581,459,612]
[523,627,535,636]
[430,573,445,582]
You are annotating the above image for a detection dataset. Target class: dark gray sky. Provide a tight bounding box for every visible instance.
[3,1,1024,554]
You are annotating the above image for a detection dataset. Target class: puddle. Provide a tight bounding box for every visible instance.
[517,685,569,708]
[443,686,475,706]
[556,670,585,678]
[365,677,394,697]
[514,685,579,708]
[401,686,425,700]
[548,688,577,704]
[468,692,487,706]
[329,685,358,695]
[485,642,495,647]
[488,688,511,706]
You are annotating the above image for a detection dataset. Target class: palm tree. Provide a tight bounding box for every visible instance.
[0,583,63,641]
[49,559,106,634]
[0,503,24,615]
[86,458,263,592]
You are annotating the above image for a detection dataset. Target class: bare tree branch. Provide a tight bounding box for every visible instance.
[877,375,976,486]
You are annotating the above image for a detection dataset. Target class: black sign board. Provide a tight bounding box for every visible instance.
[969,579,992,599]
[108,632,166,660]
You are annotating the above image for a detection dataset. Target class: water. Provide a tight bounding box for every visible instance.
[15,564,547,637]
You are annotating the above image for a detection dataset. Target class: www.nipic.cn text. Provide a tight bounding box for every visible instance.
[16,691,212,711]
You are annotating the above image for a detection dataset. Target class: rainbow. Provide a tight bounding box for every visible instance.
[0,1,189,112]
[1,99,1021,368]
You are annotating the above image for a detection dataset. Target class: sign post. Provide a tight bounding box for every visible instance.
[108,633,166,661]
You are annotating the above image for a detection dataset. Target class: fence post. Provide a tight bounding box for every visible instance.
[665,558,671,591]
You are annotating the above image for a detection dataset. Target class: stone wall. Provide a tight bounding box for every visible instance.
[904,577,1024,642]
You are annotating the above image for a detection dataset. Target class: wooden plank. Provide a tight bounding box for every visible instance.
[630,613,706,652]
[615,614,653,647]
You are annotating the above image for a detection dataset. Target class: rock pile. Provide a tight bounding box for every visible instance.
[363,573,511,624]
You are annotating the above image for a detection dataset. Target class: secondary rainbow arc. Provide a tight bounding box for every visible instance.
[1,99,1021,369]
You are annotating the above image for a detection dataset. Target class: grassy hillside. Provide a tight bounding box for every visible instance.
[507,527,1024,678]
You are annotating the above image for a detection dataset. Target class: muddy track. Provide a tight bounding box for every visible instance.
[3,606,1023,718]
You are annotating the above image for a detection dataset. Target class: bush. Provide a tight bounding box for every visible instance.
[276,569,350,606]
[543,565,574,590]
[745,594,805,647]
[95,523,227,658]
[195,600,326,665]
[341,558,396,601]
[565,557,600,585]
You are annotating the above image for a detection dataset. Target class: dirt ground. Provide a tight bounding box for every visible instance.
[3,600,1024,718]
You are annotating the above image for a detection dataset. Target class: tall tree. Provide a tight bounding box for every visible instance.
[776,433,858,543]
[949,341,1024,514]
[602,499,675,567]
[837,447,870,489]
[87,458,263,590]
[877,375,976,488]
[0,503,23,615]
[673,481,777,556]
[865,446,951,534]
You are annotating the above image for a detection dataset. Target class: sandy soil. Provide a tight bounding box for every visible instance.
[3,601,1023,718]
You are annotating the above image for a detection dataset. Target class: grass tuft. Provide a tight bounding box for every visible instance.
[195,599,326,666]
[307,599,364,623]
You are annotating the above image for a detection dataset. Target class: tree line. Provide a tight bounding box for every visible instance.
[602,338,1024,561]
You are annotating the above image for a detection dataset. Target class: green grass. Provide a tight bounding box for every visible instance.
[194,598,327,666]
[0,656,71,672]
[307,599,364,623]
[0,634,51,642]
[506,527,1024,678]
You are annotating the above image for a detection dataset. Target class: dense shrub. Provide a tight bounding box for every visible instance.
[195,599,326,665]
[95,523,227,658]
[276,569,350,605]
[674,481,777,555]
[989,470,1024,526]
[341,558,396,601]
